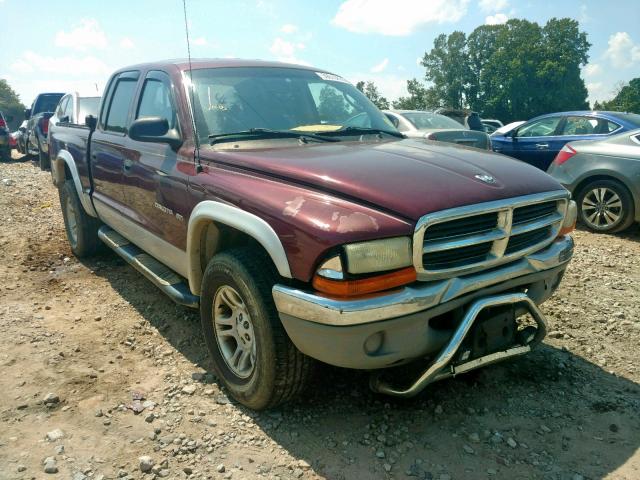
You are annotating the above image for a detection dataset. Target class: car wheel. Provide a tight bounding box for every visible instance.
[576,179,635,233]
[200,247,314,410]
[38,140,50,170]
[59,179,102,257]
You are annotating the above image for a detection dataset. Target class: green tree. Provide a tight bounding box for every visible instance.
[318,85,351,121]
[421,31,471,110]
[356,81,389,109]
[0,79,26,130]
[418,18,591,122]
[594,78,640,113]
[392,79,440,110]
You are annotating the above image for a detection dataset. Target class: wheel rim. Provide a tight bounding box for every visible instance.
[213,285,256,379]
[581,187,623,229]
[65,196,79,248]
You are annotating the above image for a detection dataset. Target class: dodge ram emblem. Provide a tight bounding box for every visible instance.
[475,174,496,184]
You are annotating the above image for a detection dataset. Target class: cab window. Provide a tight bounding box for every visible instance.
[104,78,137,133]
[136,78,176,129]
[516,117,562,137]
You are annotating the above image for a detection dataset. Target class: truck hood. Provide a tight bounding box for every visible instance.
[200,139,563,221]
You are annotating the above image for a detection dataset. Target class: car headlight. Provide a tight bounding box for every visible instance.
[313,237,416,297]
[559,200,577,236]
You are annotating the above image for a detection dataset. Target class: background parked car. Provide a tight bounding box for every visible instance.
[15,120,28,154]
[547,129,640,233]
[0,111,11,161]
[482,119,504,131]
[383,110,491,150]
[435,108,485,131]
[491,111,640,171]
[25,92,65,169]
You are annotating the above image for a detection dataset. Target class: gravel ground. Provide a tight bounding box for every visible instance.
[1,152,639,480]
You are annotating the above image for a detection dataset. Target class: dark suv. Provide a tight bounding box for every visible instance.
[0,111,11,161]
[25,92,65,169]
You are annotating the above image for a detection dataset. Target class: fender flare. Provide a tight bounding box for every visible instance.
[52,149,97,217]
[187,201,293,295]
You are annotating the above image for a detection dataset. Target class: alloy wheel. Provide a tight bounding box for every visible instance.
[581,187,623,230]
[212,285,256,378]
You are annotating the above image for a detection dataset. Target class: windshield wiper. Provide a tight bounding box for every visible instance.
[209,128,338,145]
[315,126,405,139]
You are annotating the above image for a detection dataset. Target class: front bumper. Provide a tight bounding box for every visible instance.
[273,235,573,369]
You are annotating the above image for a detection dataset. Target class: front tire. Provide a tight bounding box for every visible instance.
[59,179,102,257]
[576,179,635,233]
[200,247,314,410]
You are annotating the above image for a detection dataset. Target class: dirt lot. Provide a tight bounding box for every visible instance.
[0,152,639,480]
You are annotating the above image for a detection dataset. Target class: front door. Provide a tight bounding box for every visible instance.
[511,116,563,170]
[120,70,191,258]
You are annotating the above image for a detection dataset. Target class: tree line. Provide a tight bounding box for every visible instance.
[358,18,639,122]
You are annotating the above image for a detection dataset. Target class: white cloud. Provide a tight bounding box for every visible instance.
[604,32,640,69]
[479,0,508,12]
[119,37,135,49]
[586,82,609,104]
[280,24,298,34]
[10,51,110,76]
[55,19,108,51]
[193,37,207,46]
[485,13,508,25]
[583,63,601,77]
[332,0,470,36]
[370,58,389,73]
[269,37,309,65]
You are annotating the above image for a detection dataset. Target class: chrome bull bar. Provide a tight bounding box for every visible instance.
[370,292,548,398]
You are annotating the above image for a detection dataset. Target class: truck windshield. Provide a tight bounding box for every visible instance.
[33,94,65,115]
[188,67,397,143]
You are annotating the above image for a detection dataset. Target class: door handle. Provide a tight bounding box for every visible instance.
[535,143,549,150]
[123,158,133,171]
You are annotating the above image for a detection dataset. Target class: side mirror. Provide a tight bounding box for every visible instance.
[85,115,97,132]
[24,108,31,120]
[60,115,70,124]
[129,117,182,148]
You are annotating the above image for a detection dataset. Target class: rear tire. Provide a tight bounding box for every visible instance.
[200,247,314,410]
[59,179,102,257]
[576,179,635,233]
[38,139,50,170]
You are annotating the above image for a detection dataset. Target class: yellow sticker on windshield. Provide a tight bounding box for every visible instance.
[291,124,342,132]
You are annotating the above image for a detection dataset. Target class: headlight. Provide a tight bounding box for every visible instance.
[343,237,412,274]
[559,200,577,236]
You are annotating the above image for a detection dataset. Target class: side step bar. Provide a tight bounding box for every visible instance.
[370,293,547,397]
[98,226,199,308]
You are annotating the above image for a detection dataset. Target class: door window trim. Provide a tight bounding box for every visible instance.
[133,70,182,138]
[99,70,140,136]
[559,115,623,137]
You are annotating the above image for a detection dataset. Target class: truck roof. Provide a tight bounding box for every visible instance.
[113,58,331,74]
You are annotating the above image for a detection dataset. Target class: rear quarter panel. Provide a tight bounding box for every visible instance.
[49,122,92,191]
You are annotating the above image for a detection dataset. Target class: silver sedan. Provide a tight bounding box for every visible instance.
[547,128,640,233]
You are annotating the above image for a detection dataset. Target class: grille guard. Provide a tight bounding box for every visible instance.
[369,292,548,397]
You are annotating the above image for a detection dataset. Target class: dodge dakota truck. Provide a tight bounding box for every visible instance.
[50,59,576,410]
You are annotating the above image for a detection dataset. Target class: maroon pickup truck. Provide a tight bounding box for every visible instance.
[49,59,576,410]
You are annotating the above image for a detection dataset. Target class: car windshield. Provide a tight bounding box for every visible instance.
[33,94,64,115]
[188,67,396,143]
[402,112,464,130]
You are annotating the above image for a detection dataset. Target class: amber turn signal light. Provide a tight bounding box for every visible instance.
[312,267,417,297]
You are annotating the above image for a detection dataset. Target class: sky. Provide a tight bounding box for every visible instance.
[1,0,639,109]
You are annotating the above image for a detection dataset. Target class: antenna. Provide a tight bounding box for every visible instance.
[182,0,202,173]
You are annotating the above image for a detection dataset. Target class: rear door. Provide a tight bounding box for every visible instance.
[511,116,563,170]
[121,70,191,251]
[90,71,140,219]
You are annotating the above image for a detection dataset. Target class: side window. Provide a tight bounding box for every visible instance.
[56,97,69,119]
[632,134,640,145]
[61,97,74,123]
[562,116,597,135]
[600,120,620,134]
[385,113,402,130]
[104,79,137,133]
[517,117,562,137]
[136,78,176,128]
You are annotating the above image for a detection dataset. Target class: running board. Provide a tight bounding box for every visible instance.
[98,226,199,308]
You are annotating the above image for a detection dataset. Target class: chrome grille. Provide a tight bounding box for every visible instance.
[413,191,569,280]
